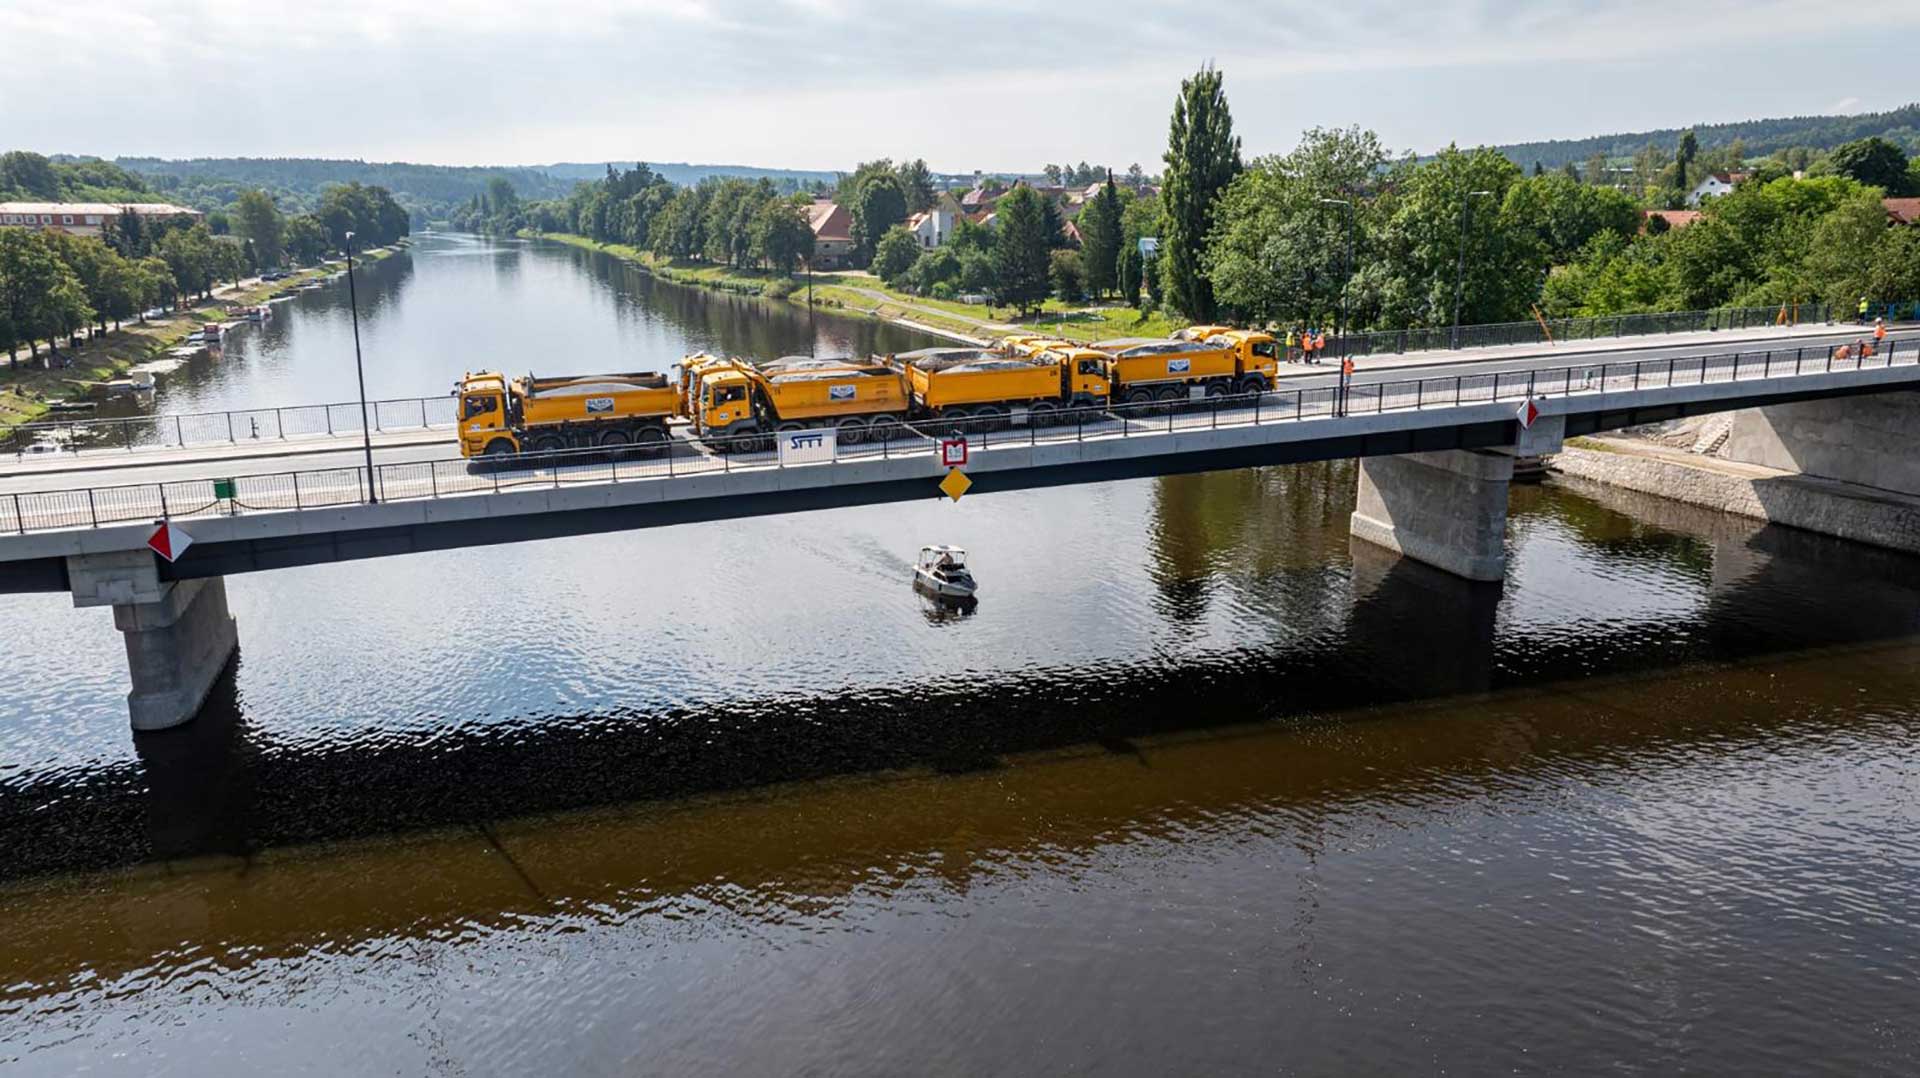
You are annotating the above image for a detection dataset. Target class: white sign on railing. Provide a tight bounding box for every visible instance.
[778,427,837,465]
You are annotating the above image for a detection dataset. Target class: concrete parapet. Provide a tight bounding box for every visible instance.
[1350,449,1515,581]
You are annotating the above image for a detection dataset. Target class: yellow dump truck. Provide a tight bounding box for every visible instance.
[453,370,676,458]
[884,345,1111,424]
[678,353,911,451]
[1090,337,1250,407]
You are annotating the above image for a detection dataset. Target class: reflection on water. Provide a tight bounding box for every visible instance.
[4,233,1920,1074]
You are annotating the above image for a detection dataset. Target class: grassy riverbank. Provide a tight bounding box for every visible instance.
[0,246,401,431]
[522,231,1184,344]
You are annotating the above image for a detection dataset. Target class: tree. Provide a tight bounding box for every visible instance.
[0,151,58,199]
[1116,242,1143,307]
[0,230,65,362]
[158,224,218,299]
[907,247,962,294]
[1367,145,1536,330]
[895,159,937,213]
[749,195,814,273]
[233,189,285,267]
[992,185,1053,314]
[1049,249,1084,299]
[872,226,922,285]
[1159,63,1242,320]
[1583,151,1608,186]
[1675,129,1699,192]
[1827,137,1916,195]
[283,215,328,264]
[1081,175,1124,297]
[849,173,908,267]
[1202,126,1386,326]
[1043,164,1063,185]
[1126,163,1146,188]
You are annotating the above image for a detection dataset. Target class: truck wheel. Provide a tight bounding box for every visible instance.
[529,433,565,456]
[636,427,669,458]
[1239,375,1266,396]
[598,430,631,447]
[482,438,516,457]
[1204,380,1230,398]
[868,415,902,442]
[1028,401,1058,427]
[1123,387,1154,414]
[836,417,867,445]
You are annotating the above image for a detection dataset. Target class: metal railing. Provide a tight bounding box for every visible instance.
[4,338,1914,538]
[1331,303,1838,358]
[2,395,458,458]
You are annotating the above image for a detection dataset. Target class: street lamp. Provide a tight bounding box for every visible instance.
[1315,197,1356,358]
[344,231,377,504]
[1451,190,1495,350]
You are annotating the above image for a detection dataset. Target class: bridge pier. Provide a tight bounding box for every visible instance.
[1349,415,1565,581]
[1349,450,1516,582]
[67,551,238,731]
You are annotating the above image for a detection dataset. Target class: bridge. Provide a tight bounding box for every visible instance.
[5,328,1917,731]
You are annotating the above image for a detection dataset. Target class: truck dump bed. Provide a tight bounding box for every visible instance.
[888,348,1060,408]
[1090,338,1237,384]
[516,371,676,426]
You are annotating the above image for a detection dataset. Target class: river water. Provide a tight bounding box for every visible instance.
[3,234,1918,1075]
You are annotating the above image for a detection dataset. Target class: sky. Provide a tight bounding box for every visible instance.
[7,0,1913,172]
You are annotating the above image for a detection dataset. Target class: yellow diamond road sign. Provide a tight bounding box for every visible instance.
[939,468,972,501]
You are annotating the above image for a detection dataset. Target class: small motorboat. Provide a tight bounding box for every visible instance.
[913,544,978,598]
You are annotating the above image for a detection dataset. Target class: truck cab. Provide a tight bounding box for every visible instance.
[454,372,515,456]
[1035,346,1114,404]
[1208,329,1281,390]
[680,355,758,442]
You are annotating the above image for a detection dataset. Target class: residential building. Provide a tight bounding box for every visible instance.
[806,199,855,269]
[905,191,963,249]
[1883,197,1920,227]
[0,201,202,238]
[1685,172,1748,207]
[1641,209,1702,231]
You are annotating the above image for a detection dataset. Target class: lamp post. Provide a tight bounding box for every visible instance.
[344,231,376,504]
[1315,197,1356,358]
[804,254,816,358]
[1450,190,1494,350]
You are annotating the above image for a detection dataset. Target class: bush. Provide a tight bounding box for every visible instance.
[930,281,956,300]
[958,249,996,293]
[907,247,961,293]
[762,277,799,299]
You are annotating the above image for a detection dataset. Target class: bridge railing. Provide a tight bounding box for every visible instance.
[1,395,458,457]
[3,337,1914,538]
[1331,304,1835,357]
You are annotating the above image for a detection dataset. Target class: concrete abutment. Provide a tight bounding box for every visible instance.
[68,551,238,731]
[1349,449,1517,582]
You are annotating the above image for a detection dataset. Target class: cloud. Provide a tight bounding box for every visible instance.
[1,0,1909,168]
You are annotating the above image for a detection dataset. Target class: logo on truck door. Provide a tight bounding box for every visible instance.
[1167,358,1192,374]
[828,385,857,401]
[586,397,615,414]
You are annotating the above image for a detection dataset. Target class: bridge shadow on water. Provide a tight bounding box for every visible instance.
[3,474,1919,882]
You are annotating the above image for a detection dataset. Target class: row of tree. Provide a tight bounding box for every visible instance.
[0,221,231,366]
[1125,67,1920,334]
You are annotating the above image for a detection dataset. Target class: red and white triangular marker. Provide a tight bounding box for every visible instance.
[1516,398,1540,430]
[147,520,194,562]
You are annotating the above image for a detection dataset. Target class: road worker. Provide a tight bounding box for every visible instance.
[1285,326,1299,363]
[1858,295,1870,323]
[1874,316,1887,343]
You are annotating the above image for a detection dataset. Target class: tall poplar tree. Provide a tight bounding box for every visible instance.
[1159,64,1241,320]
[1081,174,1123,297]
[992,185,1052,315]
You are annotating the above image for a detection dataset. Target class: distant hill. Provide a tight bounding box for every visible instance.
[1491,103,1920,168]
[115,156,578,216]
[540,161,843,188]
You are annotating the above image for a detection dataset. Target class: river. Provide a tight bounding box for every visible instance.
[3,234,1918,1075]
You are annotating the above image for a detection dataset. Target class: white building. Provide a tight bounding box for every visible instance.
[904,191,963,249]
[1685,172,1747,207]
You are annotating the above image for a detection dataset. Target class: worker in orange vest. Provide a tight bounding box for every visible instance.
[1874,316,1886,343]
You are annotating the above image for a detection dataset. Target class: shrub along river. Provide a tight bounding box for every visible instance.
[3,233,1916,1075]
